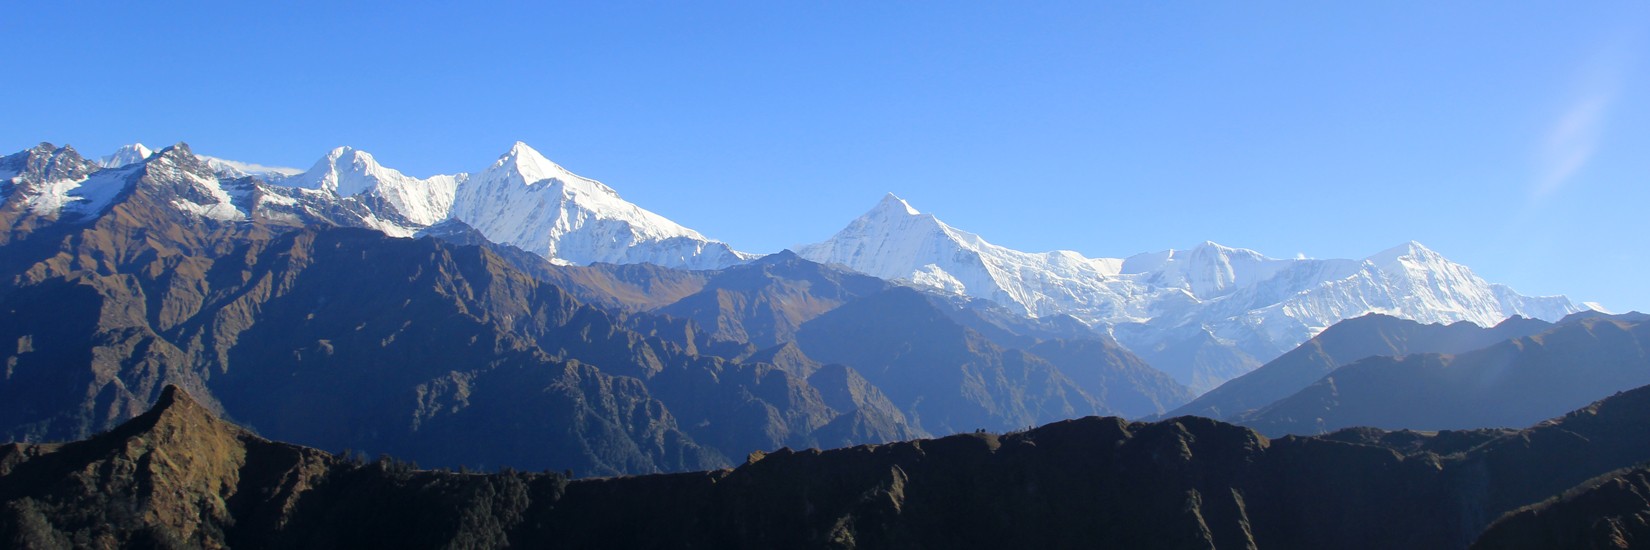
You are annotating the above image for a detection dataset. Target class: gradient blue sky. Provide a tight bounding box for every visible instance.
[5,2,1648,311]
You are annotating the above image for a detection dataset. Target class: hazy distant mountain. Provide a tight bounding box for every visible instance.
[656,250,892,348]
[1028,338,1193,418]
[793,287,1185,431]
[8,381,1650,548]
[1170,313,1555,420]
[797,194,1587,391]
[1238,314,1650,436]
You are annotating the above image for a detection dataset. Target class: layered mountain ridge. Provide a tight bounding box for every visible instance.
[6,140,1594,392]
[0,144,1194,477]
[2,139,1646,546]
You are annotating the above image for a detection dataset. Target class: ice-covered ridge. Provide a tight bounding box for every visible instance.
[99,143,301,178]
[198,156,303,178]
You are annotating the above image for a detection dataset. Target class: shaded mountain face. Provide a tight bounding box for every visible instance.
[7,383,1650,548]
[1238,315,1650,436]
[655,249,895,349]
[414,218,714,314]
[0,221,722,474]
[1028,338,1192,418]
[632,251,1191,420]
[1172,313,1555,420]
[797,287,1098,434]
[1113,320,1266,394]
[790,287,1190,433]
[0,219,946,474]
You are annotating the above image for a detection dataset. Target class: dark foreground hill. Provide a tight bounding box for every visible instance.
[5,384,1650,549]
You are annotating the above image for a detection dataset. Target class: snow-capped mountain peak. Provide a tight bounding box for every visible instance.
[18,139,751,270]
[448,141,749,269]
[113,142,247,221]
[1365,240,1444,269]
[1,142,109,217]
[490,141,559,185]
[875,192,922,216]
[275,146,462,228]
[98,143,154,168]
[798,194,1127,311]
[291,146,402,197]
[483,141,624,201]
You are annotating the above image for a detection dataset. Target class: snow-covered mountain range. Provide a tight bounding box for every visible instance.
[71,141,751,269]
[795,194,1586,390]
[2,140,1592,391]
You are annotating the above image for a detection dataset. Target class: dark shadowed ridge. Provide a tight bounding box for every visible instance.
[1471,465,1650,549]
[5,383,1650,548]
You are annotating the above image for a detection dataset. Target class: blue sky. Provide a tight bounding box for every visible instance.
[5,2,1648,312]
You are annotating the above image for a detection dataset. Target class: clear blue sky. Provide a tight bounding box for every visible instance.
[5,2,1648,312]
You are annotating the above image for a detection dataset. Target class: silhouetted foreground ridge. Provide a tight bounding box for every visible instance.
[4,384,1650,548]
